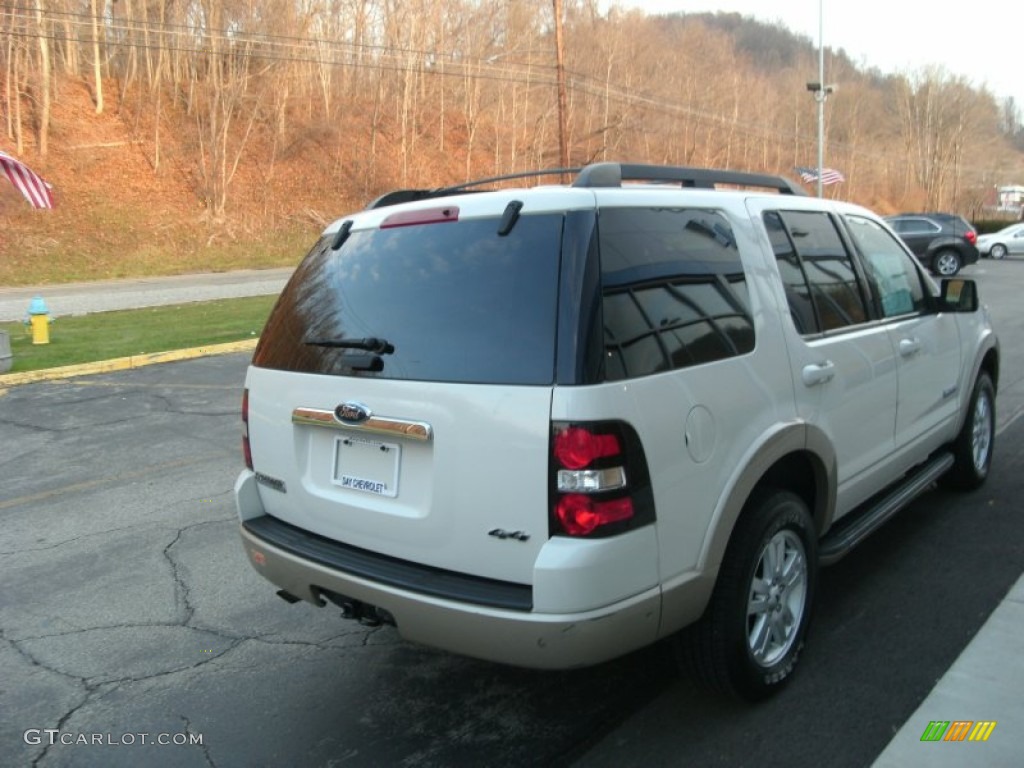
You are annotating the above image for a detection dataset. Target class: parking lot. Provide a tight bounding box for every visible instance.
[2,259,1023,767]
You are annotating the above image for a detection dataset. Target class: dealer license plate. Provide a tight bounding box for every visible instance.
[332,436,400,498]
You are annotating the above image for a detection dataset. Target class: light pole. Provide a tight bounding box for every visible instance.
[552,0,570,172]
[806,0,834,198]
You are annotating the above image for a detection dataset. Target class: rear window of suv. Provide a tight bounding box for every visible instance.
[253,214,564,385]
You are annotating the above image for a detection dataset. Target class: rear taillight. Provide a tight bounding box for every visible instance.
[242,388,253,470]
[550,421,654,537]
[966,230,978,245]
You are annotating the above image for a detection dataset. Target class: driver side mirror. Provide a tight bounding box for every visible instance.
[939,278,978,313]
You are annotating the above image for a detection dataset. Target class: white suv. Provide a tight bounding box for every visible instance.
[235,163,998,700]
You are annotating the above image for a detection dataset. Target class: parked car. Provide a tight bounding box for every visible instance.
[884,213,979,276]
[236,163,998,701]
[977,222,1024,259]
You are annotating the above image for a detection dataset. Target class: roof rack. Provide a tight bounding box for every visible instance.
[366,162,804,209]
[366,168,581,210]
[572,162,806,195]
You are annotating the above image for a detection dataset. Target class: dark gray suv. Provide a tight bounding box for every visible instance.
[884,213,979,276]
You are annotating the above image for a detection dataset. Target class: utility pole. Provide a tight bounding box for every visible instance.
[552,0,569,171]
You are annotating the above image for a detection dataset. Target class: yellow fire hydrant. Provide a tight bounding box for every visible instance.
[27,296,51,345]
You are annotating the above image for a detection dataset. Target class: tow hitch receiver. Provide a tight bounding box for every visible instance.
[323,590,395,627]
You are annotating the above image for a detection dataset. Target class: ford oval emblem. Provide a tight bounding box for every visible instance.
[335,401,371,424]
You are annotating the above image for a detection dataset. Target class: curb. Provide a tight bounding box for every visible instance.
[0,339,257,388]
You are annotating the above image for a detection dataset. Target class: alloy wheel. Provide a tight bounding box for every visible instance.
[746,529,808,667]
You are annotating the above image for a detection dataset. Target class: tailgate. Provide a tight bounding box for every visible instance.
[246,367,553,585]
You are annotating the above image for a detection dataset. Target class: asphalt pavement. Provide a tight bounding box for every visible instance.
[0,267,1020,766]
[0,268,294,322]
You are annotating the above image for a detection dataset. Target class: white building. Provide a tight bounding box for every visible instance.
[997,185,1024,210]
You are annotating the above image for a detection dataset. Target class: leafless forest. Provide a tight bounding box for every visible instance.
[3,0,1023,221]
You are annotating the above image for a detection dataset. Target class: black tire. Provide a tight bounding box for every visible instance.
[941,372,995,491]
[932,249,962,276]
[675,489,817,701]
[990,243,1007,260]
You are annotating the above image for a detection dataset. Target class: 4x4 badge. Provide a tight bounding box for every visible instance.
[335,401,371,424]
[488,528,530,542]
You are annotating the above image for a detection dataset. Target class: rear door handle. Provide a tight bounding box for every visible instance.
[802,361,835,387]
[899,337,922,357]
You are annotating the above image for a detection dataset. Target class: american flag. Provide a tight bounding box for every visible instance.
[794,166,845,186]
[0,150,55,209]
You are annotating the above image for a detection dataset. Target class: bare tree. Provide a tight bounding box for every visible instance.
[86,0,103,113]
[34,0,51,155]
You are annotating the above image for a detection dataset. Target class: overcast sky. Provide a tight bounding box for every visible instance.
[607,1,1019,112]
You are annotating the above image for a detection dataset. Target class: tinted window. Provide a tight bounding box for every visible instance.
[765,210,869,333]
[254,214,563,384]
[892,217,939,234]
[599,207,753,381]
[765,212,817,334]
[846,215,927,317]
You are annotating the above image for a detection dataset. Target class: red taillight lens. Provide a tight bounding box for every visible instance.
[554,426,621,470]
[966,230,978,245]
[556,495,634,536]
[242,389,253,470]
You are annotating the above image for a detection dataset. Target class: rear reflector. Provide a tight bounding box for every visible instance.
[242,388,253,470]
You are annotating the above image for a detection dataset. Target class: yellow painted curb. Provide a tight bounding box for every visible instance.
[0,338,258,388]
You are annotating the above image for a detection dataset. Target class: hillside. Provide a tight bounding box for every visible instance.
[3,3,1022,287]
[1,80,326,287]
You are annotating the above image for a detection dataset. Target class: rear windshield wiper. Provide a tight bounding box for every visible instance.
[304,337,394,354]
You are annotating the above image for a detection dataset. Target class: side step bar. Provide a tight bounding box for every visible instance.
[819,452,954,565]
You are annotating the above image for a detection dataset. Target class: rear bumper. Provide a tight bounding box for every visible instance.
[235,472,662,669]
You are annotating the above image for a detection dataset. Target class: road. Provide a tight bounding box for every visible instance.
[0,268,293,322]
[1,260,1023,767]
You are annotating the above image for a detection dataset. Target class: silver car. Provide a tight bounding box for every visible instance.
[978,223,1024,259]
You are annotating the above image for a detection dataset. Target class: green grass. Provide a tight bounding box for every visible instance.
[0,295,276,374]
[1,210,314,287]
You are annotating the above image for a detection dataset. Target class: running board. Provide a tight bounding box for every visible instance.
[819,452,954,565]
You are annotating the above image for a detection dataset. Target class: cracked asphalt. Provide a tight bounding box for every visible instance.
[0,353,671,768]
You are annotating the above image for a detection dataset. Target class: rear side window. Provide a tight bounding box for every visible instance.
[890,217,939,235]
[598,207,753,381]
[765,210,869,334]
[845,215,927,318]
[254,214,564,385]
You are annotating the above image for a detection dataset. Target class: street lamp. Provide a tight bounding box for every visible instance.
[806,81,835,198]
[807,0,834,198]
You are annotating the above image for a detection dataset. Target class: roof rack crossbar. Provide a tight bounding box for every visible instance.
[572,162,806,196]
